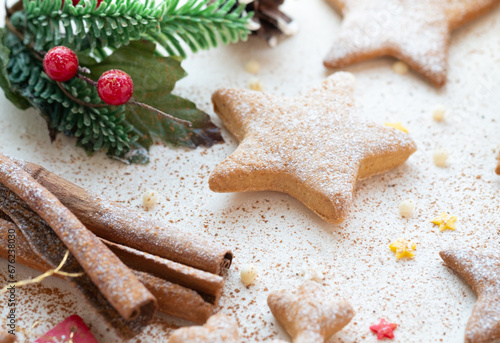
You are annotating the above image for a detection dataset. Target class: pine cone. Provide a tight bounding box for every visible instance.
[213,0,297,46]
[246,0,297,46]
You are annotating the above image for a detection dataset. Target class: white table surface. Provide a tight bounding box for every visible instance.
[1,1,500,342]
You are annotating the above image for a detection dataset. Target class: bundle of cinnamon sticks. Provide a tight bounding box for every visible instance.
[0,153,233,338]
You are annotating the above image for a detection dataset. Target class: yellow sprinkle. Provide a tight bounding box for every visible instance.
[385,122,408,133]
[389,238,416,259]
[431,212,457,231]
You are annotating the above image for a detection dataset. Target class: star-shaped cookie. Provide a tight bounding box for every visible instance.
[168,313,240,343]
[209,73,416,224]
[324,0,500,86]
[267,281,354,343]
[440,249,500,343]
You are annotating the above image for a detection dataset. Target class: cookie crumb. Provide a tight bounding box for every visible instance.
[268,36,278,48]
[392,61,409,75]
[433,149,449,167]
[245,60,261,75]
[300,262,324,282]
[432,104,446,122]
[398,199,415,218]
[249,78,264,91]
[240,264,258,286]
[142,190,159,209]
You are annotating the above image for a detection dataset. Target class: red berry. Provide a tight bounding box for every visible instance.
[97,70,134,106]
[43,46,79,82]
[63,0,102,7]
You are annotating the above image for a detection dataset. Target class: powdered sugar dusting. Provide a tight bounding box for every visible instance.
[168,313,240,343]
[267,281,354,342]
[441,249,500,343]
[0,154,156,324]
[446,0,500,29]
[211,73,416,223]
[324,0,499,86]
[0,0,499,341]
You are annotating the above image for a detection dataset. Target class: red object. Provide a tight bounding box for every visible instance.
[370,318,398,340]
[97,69,134,106]
[43,46,79,82]
[65,0,103,7]
[34,315,98,343]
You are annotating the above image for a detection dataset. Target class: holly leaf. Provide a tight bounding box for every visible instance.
[0,28,31,110]
[81,41,224,153]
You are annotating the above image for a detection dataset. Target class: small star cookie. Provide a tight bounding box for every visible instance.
[324,0,500,86]
[440,249,500,343]
[267,281,355,343]
[168,313,240,343]
[210,73,416,224]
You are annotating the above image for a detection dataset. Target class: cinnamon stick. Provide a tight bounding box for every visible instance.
[0,154,156,322]
[0,331,15,343]
[0,218,43,271]
[0,184,81,274]
[133,271,214,324]
[15,160,232,274]
[0,182,220,324]
[0,218,214,324]
[0,214,151,338]
[1,180,222,301]
[103,239,223,301]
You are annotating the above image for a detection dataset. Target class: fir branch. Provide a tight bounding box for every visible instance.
[0,1,227,164]
[21,0,165,52]
[17,0,252,58]
[148,0,251,58]
[4,30,134,156]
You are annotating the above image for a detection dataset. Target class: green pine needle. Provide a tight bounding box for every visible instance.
[20,0,251,58]
[0,0,239,163]
[152,0,251,58]
[23,0,165,51]
[4,30,133,157]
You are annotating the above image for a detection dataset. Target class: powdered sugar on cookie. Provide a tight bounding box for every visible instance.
[324,0,500,86]
[210,72,416,224]
[268,281,354,343]
[440,249,500,343]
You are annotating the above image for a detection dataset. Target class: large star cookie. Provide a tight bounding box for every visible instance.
[440,249,500,343]
[324,0,500,86]
[209,73,416,224]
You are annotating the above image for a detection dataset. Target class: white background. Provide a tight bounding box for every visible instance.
[1,0,500,342]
